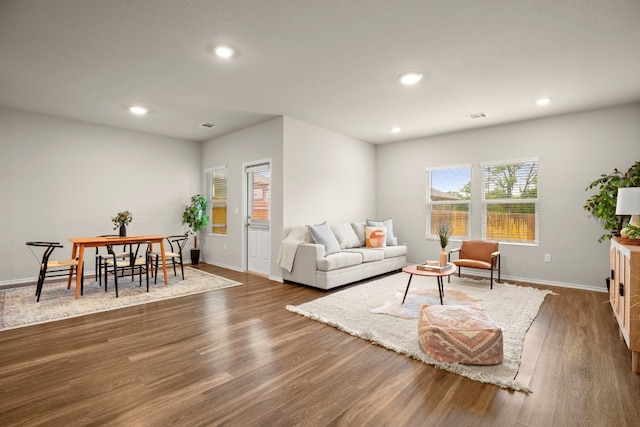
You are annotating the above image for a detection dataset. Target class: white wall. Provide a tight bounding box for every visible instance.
[376,102,640,290]
[0,107,202,285]
[282,116,377,228]
[201,117,284,277]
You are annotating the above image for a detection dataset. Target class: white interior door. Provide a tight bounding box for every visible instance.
[246,162,271,275]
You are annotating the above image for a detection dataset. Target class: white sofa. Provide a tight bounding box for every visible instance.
[279,221,408,290]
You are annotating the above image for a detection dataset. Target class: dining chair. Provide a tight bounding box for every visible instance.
[95,235,130,286]
[104,242,150,297]
[25,241,84,302]
[149,235,189,284]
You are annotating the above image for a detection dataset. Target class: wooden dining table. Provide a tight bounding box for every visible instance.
[67,235,169,299]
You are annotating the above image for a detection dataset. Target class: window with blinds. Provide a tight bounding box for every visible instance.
[207,166,227,235]
[426,165,472,238]
[482,158,539,243]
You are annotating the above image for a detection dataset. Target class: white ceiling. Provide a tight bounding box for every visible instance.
[1,0,639,144]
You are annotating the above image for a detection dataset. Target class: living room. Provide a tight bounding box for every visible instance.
[1,0,640,425]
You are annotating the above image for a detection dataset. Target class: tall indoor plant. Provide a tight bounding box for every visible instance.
[584,161,640,242]
[182,194,209,264]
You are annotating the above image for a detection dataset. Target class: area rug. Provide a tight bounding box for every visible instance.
[286,273,554,393]
[0,267,241,331]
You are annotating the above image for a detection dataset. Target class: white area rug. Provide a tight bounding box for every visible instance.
[0,267,241,331]
[287,272,554,393]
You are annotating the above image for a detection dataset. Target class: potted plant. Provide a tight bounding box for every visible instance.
[584,161,640,242]
[437,220,450,267]
[182,194,209,265]
[112,210,133,237]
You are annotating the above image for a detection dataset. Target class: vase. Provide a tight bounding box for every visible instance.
[119,225,126,237]
[439,249,447,267]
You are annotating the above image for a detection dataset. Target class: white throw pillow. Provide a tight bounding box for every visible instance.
[331,223,361,249]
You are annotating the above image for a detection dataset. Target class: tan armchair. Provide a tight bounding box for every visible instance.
[448,240,500,288]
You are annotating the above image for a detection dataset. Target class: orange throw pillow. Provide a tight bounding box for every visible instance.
[365,226,387,248]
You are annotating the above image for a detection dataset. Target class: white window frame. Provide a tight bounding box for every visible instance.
[426,164,472,239]
[206,165,227,236]
[481,157,539,245]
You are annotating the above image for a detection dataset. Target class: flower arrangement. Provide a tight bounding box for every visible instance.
[112,210,133,230]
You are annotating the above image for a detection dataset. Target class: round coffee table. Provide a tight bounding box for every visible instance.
[401,263,456,305]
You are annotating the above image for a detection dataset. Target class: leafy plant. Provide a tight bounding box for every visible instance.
[584,161,640,242]
[437,221,450,249]
[182,195,209,249]
[624,223,640,239]
[111,210,132,229]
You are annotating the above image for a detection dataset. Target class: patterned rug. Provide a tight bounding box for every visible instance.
[287,272,554,393]
[0,267,241,331]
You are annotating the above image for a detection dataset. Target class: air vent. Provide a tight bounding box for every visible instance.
[462,112,487,120]
[199,122,217,129]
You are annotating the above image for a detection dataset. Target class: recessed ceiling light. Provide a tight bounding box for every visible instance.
[214,45,235,59]
[398,72,423,85]
[391,127,402,134]
[128,106,148,115]
[536,98,551,106]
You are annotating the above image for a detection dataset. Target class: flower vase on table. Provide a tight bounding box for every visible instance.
[112,210,133,237]
[439,250,447,267]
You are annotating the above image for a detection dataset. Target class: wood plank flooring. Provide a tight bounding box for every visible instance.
[1,264,639,426]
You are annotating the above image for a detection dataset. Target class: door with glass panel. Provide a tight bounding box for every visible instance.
[246,162,270,275]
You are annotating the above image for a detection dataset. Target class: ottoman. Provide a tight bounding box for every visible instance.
[418,305,503,365]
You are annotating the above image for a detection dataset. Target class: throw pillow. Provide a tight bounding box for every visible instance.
[366,218,396,246]
[307,222,341,255]
[366,226,387,248]
[331,223,361,249]
[350,222,367,247]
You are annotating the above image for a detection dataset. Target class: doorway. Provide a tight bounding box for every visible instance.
[245,161,271,276]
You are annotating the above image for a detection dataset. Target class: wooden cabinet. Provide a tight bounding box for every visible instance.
[610,238,640,373]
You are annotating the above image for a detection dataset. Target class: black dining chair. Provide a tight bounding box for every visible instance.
[149,235,189,284]
[103,242,150,297]
[95,235,131,286]
[25,241,84,302]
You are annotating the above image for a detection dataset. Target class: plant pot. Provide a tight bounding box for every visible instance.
[119,225,126,237]
[191,248,200,265]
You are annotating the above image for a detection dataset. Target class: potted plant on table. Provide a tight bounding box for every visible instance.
[182,194,209,265]
[112,210,133,237]
[437,220,450,267]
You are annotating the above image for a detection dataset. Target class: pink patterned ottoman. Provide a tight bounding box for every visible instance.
[418,305,503,365]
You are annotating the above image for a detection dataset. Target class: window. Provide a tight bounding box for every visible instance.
[207,166,227,235]
[426,165,471,238]
[482,158,539,243]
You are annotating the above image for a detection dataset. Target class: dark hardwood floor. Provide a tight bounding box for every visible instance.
[1,264,639,426]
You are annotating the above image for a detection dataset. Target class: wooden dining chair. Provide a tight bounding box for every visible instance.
[25,241,84,302]
[149,235,189,284]
[448,240,501,288]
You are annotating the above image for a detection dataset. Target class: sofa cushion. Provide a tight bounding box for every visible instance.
[343,248,385,262]
[317,251,362,271]
[331,223,361,249]
[366,218,396,246]
[373,245,408,258]
[307,222,341,255]
[350,222,367,247]
[366,226,387,248]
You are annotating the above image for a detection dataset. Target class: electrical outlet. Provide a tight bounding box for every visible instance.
[544,254,551,263]
[223,243,228,251]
